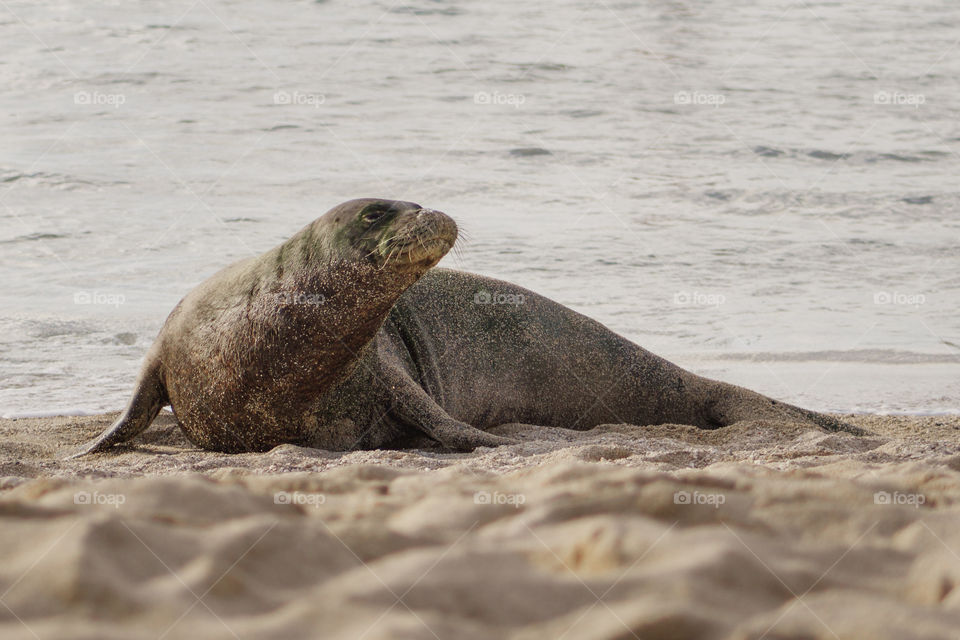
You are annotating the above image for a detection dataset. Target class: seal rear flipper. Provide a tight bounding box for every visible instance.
[789,406,869,436]
[65,357,168,458]
[705,381,870,436]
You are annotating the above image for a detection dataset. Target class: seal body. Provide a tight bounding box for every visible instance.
[75,199,862,457]
[305,268,862,451]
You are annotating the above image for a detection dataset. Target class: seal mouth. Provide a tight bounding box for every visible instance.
[390,236,453,261]
[376,209,457,269]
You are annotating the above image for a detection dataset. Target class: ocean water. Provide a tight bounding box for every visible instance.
[1,0,958,417]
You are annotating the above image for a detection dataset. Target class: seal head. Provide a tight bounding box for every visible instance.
[325,198,457,272]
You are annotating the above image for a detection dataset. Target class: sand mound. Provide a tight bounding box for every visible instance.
[1,413,959,638]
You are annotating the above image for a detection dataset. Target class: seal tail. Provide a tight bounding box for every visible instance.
[788,405,868,436]
[67,351,168,458]
[705,381,868,436]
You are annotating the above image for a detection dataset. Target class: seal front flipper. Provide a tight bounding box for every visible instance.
[383,365,517,451]
[66,350,167,458]
[428,419,519,451]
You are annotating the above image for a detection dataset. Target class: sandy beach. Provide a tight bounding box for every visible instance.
[1,413,959,639]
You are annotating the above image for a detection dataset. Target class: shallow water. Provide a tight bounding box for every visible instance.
[1,0,958,416]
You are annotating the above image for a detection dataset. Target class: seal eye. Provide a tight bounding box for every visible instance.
[362,208,387,224]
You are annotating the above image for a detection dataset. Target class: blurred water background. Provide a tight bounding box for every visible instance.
[1,0,958,416]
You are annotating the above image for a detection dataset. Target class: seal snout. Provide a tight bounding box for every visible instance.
[413,207,458,245]
[380,206,457,269]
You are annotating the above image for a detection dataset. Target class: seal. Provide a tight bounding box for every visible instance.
[73,198,863,456]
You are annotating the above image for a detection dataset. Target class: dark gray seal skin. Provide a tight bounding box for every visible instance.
[308,270,865,451]
[74,198,864,456]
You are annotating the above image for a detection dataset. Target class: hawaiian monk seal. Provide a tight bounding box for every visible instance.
[74,198,863,456]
